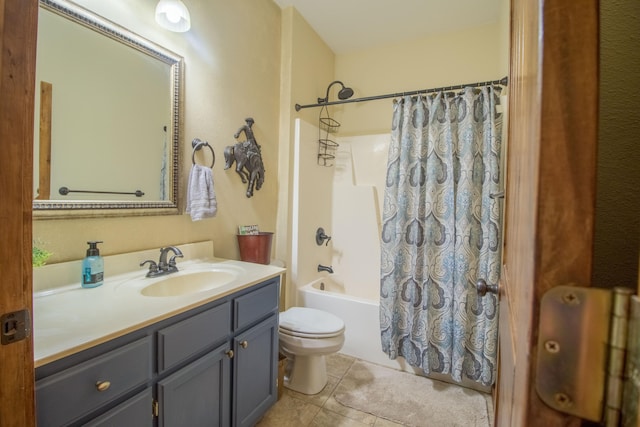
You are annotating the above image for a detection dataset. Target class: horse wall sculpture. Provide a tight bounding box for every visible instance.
[224,142,264,197]
[224,119,265,198]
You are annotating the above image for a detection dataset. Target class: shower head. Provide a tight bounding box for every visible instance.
[338,85,354,100]
[318,81,354,104]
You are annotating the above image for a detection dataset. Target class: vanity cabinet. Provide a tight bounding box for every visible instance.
[35,277,280,427]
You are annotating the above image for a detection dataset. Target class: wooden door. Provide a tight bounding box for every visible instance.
[0,0,38,426]
[496,0,599,425]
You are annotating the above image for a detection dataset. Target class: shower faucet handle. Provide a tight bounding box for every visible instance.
[316,227,332,246]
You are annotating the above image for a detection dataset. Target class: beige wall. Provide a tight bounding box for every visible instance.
[276,7,334,307]
[334,22,505,136]
[33,0,282,263]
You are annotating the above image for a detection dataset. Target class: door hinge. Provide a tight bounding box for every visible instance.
[1,309,31,345]
[535,285,636,426]
[152,399,159,417]
[623,296,640,426]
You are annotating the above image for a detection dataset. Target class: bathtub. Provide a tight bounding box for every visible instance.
[298,276,399,369]
[298,276,492,393]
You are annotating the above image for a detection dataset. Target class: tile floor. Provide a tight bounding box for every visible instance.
[256,353,494,427]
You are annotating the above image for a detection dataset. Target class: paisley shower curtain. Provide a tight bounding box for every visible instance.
[380,86,503,386]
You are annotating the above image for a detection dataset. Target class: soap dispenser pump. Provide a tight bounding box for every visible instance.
[82,241,104,288]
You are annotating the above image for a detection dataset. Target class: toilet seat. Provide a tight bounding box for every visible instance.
[279,307,345,338]
[279,328,343,339]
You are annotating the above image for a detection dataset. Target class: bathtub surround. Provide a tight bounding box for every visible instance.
[380,86,504,387]
[291,118,385,301]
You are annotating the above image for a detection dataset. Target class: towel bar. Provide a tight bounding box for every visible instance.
[58,187,144,197]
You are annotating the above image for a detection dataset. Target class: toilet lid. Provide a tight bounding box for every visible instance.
[279,307,345,337]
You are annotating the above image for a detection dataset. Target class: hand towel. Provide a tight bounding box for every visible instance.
[186,164,217,221]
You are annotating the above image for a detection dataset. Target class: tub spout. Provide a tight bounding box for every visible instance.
[318,264,333,274]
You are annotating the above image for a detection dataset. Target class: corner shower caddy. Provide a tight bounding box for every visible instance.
[317,105,339,166]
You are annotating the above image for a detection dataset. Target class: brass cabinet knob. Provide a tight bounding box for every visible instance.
[226,349,234,359]
[240,340,248,349]
[96,381,111,392]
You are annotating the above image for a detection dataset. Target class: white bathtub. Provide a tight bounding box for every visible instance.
[298,276,401,369]
[298,276,492,393]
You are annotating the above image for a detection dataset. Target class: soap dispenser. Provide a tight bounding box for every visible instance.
[82,241,104,288]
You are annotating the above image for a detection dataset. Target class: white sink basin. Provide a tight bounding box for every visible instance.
[140,269,238,297]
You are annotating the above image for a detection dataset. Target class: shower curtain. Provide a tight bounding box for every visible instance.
[380,86,503,386]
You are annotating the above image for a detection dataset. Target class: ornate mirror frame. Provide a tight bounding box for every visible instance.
[34,0,183,218]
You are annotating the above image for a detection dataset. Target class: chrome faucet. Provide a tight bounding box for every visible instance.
[140,246,184,278]
[317,264,333,274]
[158,246,183,273]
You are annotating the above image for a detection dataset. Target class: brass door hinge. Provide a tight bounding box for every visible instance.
[536,285,636,426]
[1,309,31,345]
[152,399,159,417]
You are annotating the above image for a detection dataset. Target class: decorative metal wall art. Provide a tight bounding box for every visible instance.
[224,117,265,198]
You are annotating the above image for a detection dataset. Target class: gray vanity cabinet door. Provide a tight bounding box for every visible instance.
[233,313,278,427]
[157,344,230,427]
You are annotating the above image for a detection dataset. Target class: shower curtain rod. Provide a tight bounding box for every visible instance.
[295,76,508,111]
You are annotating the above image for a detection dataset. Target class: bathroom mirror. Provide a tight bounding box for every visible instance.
[33,0,183,217]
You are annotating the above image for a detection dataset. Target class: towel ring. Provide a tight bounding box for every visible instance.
[191,138,215,168]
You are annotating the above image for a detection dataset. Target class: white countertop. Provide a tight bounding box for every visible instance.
[33,243,284,368]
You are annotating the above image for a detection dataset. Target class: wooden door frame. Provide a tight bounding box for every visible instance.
[0,0,38,426]
[498,0,599,425]
[530,3,599,423]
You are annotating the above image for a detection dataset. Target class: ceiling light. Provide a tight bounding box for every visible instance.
[155,0,191,33]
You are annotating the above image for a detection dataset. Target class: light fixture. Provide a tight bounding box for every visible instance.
[155,0,191,33]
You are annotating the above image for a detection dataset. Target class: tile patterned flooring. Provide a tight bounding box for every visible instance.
[256,353,493,427]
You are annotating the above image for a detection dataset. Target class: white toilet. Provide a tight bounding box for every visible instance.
[279,307,345,395]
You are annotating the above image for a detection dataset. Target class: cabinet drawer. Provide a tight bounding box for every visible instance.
[158,301,231,372]
[234,279,279,331]
[83,388,153,427]
[36,336,152,427]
